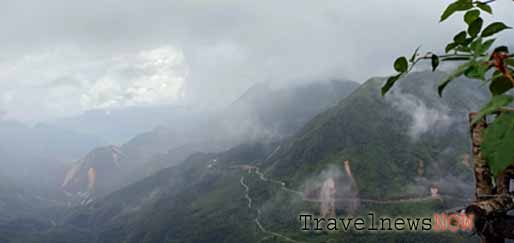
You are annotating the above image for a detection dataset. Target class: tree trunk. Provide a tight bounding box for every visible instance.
[469,112,494,199]
[468,112,504,243]
[466,111,514,242]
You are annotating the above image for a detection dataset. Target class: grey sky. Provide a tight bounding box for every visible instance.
[1,0,513,122]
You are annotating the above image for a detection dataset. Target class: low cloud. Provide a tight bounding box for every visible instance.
[387,89,453,141]
[1,0,513,122]
[0,46,187,121]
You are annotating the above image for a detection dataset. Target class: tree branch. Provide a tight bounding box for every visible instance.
[474,0,497,4]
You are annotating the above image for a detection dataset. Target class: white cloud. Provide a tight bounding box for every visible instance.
[0,0,513,121]
[0,46,187,121]
[81,46,186,109]
[387,89,453,141]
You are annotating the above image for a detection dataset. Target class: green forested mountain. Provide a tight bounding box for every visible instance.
[263,71,489,198]
[60,80,359,201]
[2,72,488,242]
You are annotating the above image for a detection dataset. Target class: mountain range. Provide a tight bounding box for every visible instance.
[59,80,359,200]
[0,71,489,242]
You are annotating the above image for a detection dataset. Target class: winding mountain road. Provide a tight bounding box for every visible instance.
[235,164,474,242]
[239,169,306,243]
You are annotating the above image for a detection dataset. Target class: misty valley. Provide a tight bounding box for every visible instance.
[1,1,514,242]
[0,72,493,242]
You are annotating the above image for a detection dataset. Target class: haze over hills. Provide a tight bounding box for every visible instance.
[4,71,489,242]
[0,121,105,231]
[3,1,514,242]
[47,105,201,145]
[263,71,488,198]
[0,120,105,188]
[59,80,360,201]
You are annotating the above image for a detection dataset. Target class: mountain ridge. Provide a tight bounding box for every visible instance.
[1,71,486,242]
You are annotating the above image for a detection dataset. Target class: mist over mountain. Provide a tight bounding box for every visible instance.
[60,80,359,201]
[263,71,488,198]
[0,121,107,233]
[3,71,490,242]
[0,120,104,187]
[47,105,200,145]
[2,1,514,242]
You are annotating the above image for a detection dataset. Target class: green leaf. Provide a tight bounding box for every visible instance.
[471,95,514,124]
[446,42,458,53]
[468,18,483,38]
[470,38,482,52]
[431,54,440,72]
[464,10,480,25]
[381,74,402,96]
[455,45,471,53]
[492,70,504,80]
[453,31,468,44]
[464,37,473,46]
[482,112,514,177]
[394,56,408,73]
[438,63,470,96]
[464,62,487,80]
[490,76,514,96]
[441,0,474,22]
[505,59,514,67]
[476,2,492,14]
[482,22,512,37]
[479,38,495,54]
